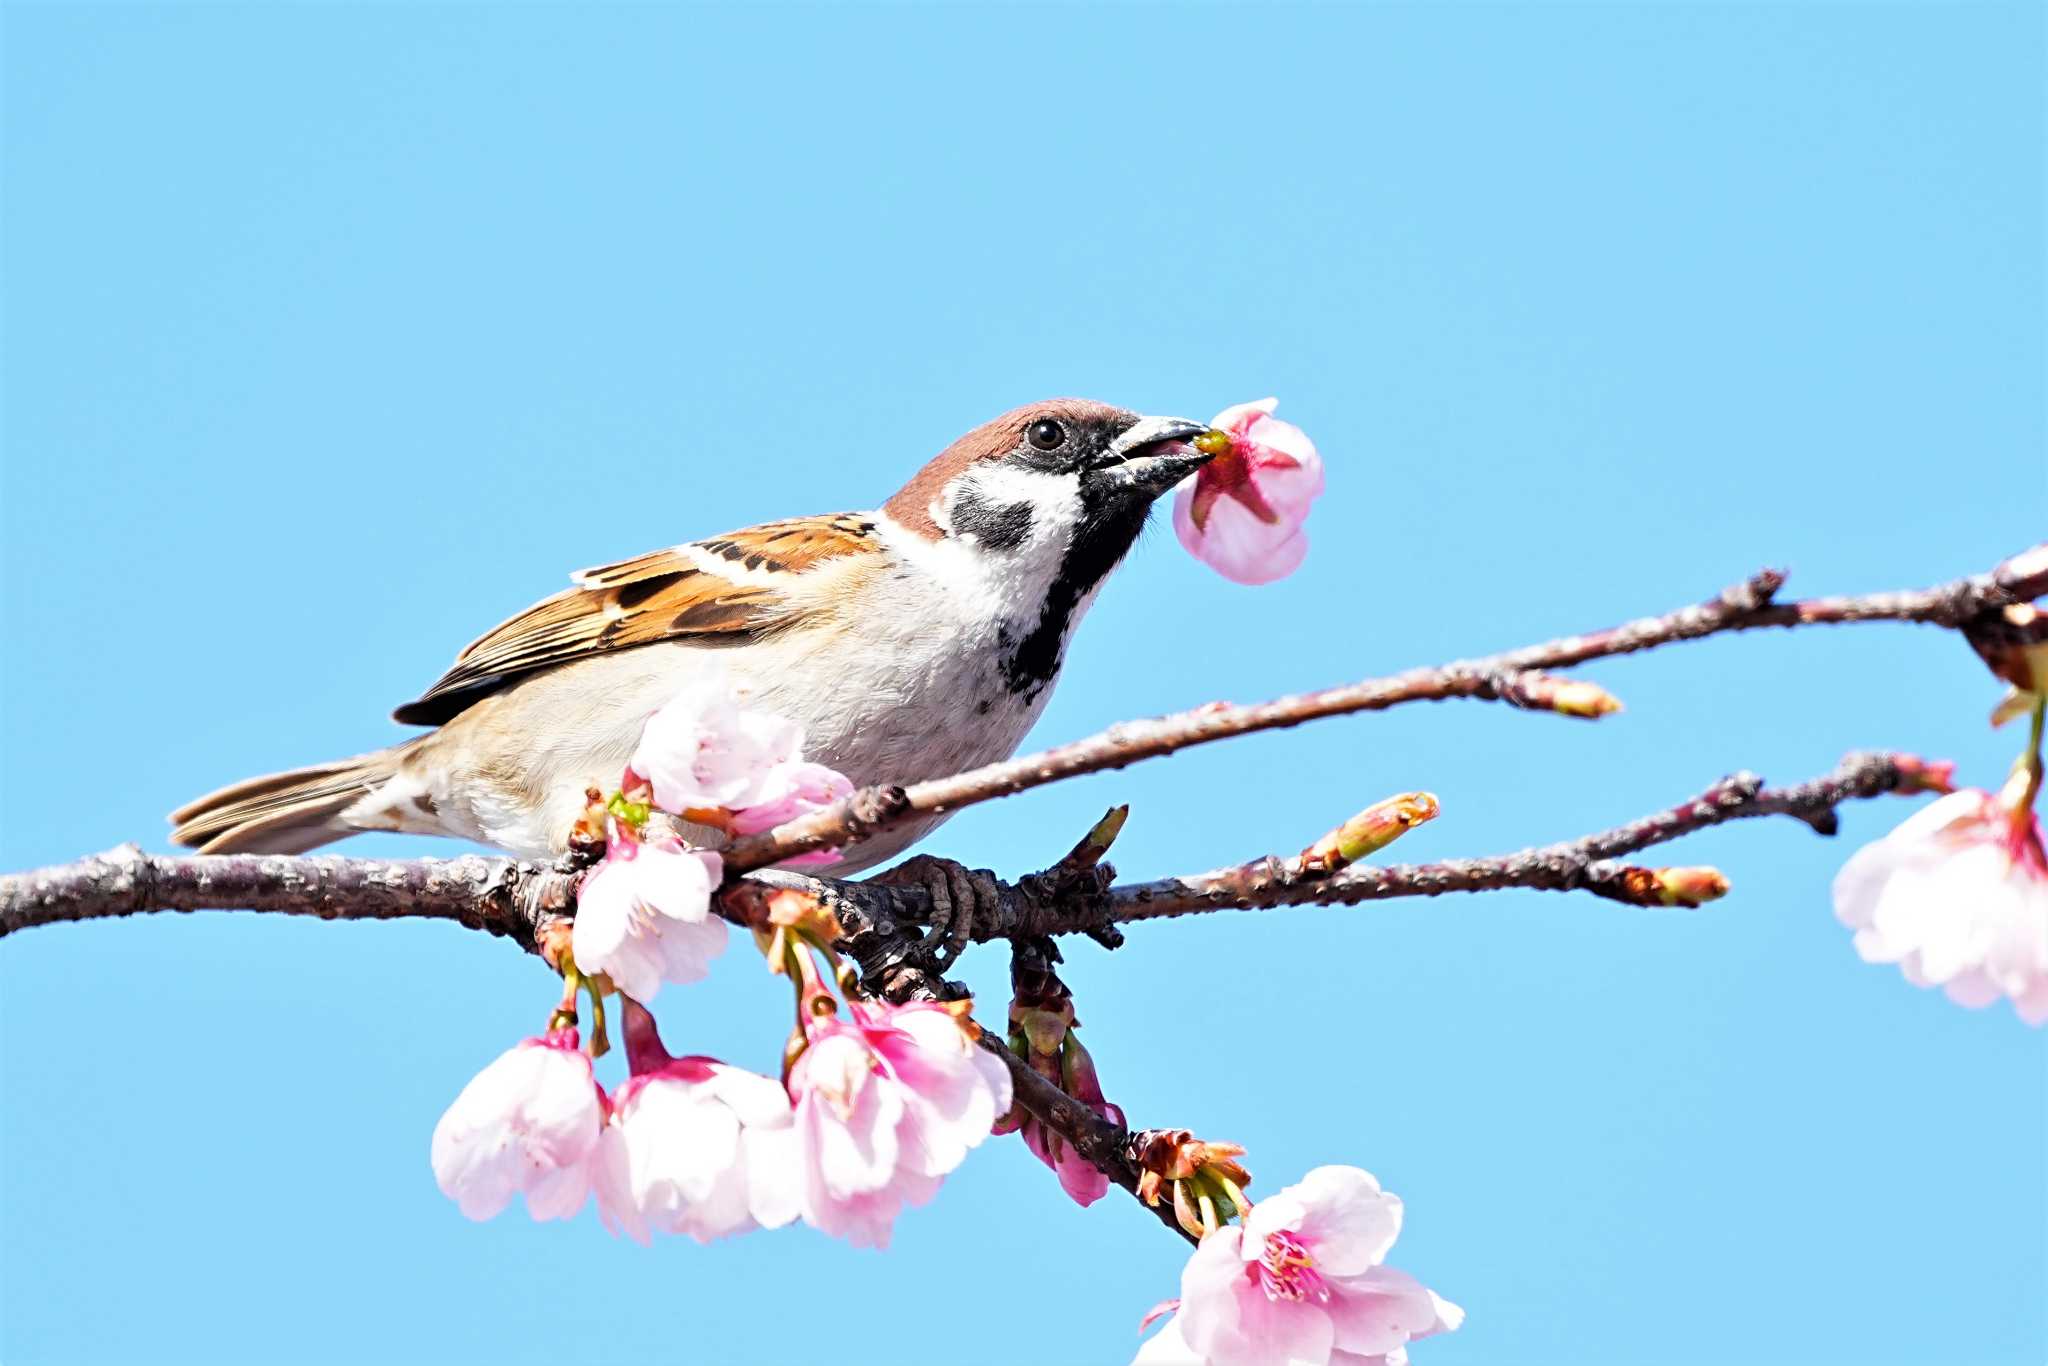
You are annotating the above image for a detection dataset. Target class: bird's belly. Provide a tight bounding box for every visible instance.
[730,627,1052,869]
[420,632,1050,866]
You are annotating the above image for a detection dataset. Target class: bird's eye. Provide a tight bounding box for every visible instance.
[1026,419,1066,451]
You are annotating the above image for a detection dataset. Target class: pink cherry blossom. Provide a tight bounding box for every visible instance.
[572,822,727,1003]
[1133,1166,1463,1366]
[1833,787,2048,1024]
[430,1028,605,1222]
[592,1005,801,1243]
[1173,398,1325,586]
[730,759,857,868]
[1025,1096,1125,1208]
[787,999,1013,1249]
[630,669,805,814]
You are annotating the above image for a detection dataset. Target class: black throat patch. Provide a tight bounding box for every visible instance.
[997,493,1152,703]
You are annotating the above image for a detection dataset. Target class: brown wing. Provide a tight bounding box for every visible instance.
[392,513,879,726]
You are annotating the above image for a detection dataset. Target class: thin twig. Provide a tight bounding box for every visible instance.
[1029,751,1929,936]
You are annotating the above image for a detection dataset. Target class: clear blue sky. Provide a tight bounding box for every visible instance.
[3,5,2042,1363]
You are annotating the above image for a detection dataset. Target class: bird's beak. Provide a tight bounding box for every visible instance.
[1097,415,1216,498]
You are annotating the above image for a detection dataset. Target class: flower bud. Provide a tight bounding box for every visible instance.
[1129,1127,1252,1225]
[1890,753,1958,795]
[1301,792,1440,873]
[1503,672,1624,718]
[1651,866,1730,907]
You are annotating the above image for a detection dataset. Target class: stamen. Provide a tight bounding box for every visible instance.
[1251,1231,1332,1305]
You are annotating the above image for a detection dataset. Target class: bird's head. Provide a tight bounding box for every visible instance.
[879,399,1219,701]
[882,398,1215,579]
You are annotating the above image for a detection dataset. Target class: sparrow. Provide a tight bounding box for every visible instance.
[170,400,1215,878]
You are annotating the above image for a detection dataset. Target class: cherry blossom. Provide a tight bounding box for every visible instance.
[630,669,805,815]
[430,1028,606,1222]
[592,1004,801,1243]
[1133,1166,1462,1366]
[572,821,727,1003]
[1833,785,2048,1024]
[1024,1091,1125,1208]
[1173,398,1325,585]
[787,999,1012,1249]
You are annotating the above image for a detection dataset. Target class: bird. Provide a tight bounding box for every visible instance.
[170,399,1215,885]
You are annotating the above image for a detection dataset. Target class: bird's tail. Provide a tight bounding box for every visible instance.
[168,746,408,855]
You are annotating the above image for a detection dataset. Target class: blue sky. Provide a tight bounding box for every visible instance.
[3,4,2042,1363]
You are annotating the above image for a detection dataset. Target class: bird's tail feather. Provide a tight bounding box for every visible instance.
[169,747,406,855]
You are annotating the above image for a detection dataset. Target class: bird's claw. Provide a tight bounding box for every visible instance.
[872,854,1003,974]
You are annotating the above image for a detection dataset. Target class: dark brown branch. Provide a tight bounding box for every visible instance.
[724,544,2046,870]
[714,752,1931,945]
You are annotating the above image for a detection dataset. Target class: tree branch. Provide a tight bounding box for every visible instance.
[723,544,2046,870]
[1078,750,1927,933]
[0,752,1937,951]
[0,844,569,947]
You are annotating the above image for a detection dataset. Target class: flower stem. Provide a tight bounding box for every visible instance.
[586,981,610,1059]
[548,964,582,1035]
[2010,696,2047,827]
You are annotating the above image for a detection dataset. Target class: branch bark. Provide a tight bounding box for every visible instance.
[0,845,568,947]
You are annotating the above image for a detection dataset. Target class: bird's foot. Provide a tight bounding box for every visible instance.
[870,854,1004,974]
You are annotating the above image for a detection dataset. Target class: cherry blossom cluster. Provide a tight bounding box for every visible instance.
[430,673,1009,1248]
[428,988,1011,1248]
[420,658,1470,1365]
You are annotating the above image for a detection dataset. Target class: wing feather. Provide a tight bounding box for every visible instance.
[392,514,878,726]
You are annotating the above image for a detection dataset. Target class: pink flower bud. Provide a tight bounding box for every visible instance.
[998,1002,1126,1208]
[1172,398,1325,585]
[430,1029,605,1222]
